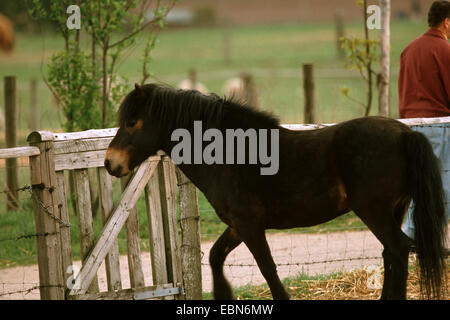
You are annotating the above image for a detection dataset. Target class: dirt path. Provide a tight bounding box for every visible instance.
[0,229,384,299]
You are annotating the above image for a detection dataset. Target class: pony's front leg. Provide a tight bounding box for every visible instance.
[237,225,290,300]
[209,227,242,299]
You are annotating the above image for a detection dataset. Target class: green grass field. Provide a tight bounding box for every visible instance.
[0,19,429,141]
[0,19,429,267]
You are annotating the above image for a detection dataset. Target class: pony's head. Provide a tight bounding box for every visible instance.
[105,83,164,177]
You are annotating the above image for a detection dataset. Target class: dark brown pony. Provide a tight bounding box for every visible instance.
[0,14,14,52]
[105,83,447,300]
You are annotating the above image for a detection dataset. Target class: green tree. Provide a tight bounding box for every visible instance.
[340,0,380,117]
[27,0,177,131]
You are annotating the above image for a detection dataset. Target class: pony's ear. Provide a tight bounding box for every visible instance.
[134,83,145,97]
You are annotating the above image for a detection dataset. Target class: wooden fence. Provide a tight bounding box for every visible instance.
[1,128,202,300]
[1,115,449,300]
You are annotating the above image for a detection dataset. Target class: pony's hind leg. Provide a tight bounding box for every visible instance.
[380,235,410,300]
[354,205,412,300]
[209,227,242,299]
[379,204,414,299]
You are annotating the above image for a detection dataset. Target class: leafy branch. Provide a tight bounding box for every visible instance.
[339,0,380,117]
[27,0,178,130]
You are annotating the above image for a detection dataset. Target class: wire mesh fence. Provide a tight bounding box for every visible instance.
[199,226,385,294]
[0,229,385,299]
[0,188,385,299]
[0,178,41,299]
[0,190,448,299]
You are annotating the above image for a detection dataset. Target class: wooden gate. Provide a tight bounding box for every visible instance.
[27,129,202,300]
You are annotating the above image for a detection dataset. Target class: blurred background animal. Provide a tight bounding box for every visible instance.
[178,68,209,94]
[0,13,14,52]
[223,71,259,107]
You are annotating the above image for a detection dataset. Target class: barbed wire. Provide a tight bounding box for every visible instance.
[0,284,63,298]
[0,232,56,242]
[1,183,33,211]
[25,184,71,228]
[0,185,33,195]
[0,285,40,298]
[201,255,383,268]
[0,184,70,245]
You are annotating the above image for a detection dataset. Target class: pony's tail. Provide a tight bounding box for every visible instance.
[404,130,447,299]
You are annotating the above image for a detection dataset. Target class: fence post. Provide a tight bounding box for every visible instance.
[160,157,183,297]
[176,168,202,300]
[335,12,345,59]
[27,131,65,300]
[302,64,316,123]
[241,72,259,108]
[188,68,197,88]
[30,77,39,131]
[378,0,390,117]
[4,76,18,211]
[222,18,231,66]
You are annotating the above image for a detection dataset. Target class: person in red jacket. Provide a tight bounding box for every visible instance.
[399,1,450,254]
[398,1,450,118]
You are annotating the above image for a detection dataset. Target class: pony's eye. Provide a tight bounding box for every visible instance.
[128,120,137,127]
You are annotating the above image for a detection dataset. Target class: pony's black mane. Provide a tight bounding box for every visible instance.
[119,83,280,131]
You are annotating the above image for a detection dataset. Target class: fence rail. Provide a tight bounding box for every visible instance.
[283,116,450,131]
[0,147,40,159]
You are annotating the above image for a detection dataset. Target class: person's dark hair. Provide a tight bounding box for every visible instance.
[428,1,450,27]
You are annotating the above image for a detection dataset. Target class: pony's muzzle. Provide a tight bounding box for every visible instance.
[104,148,130,177]
[104,159,122,176]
